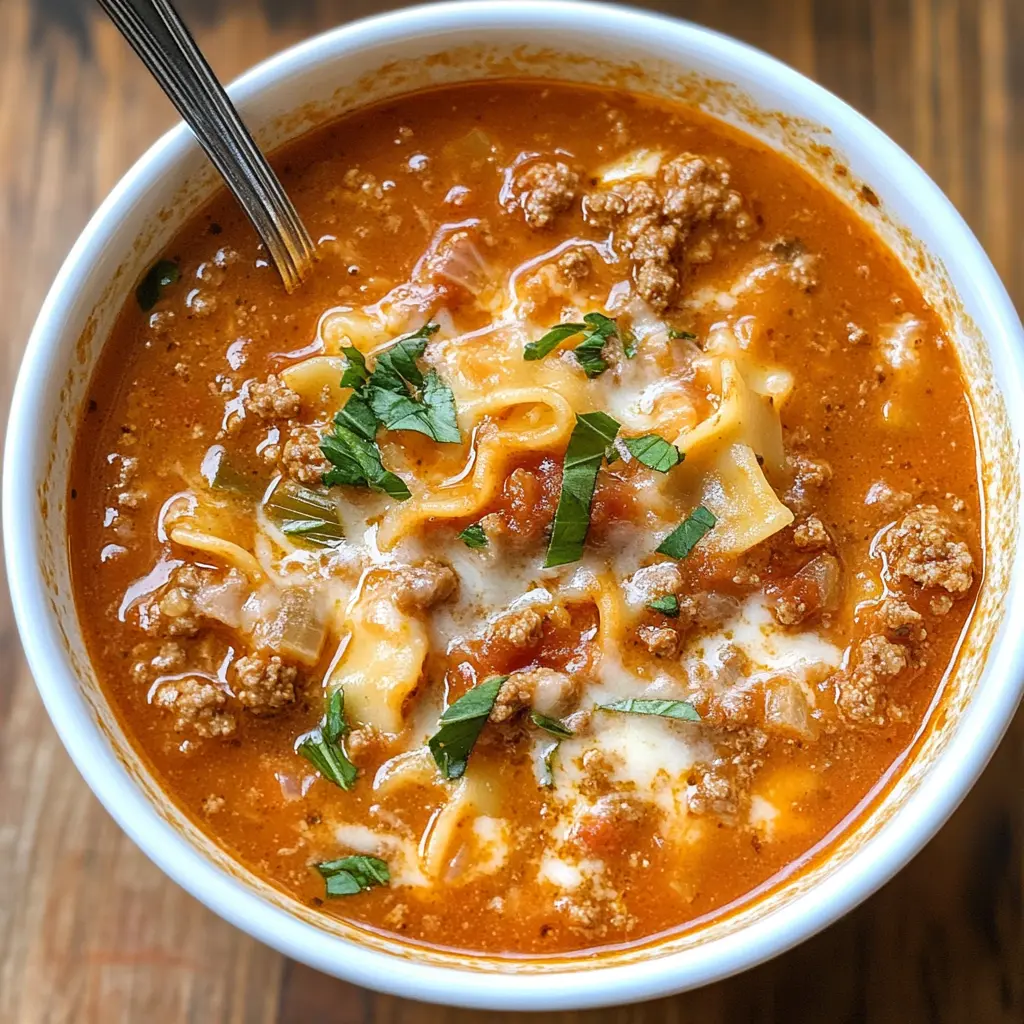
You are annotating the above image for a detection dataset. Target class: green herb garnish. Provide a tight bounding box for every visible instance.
[524,312,625,378]
[368,368,461,442]
[544,411,620,568]
[458,522,488,549]
[136,259,180,311]
[539,739,560,788]
[623,434,682,473]
[529,711,574,738]
[428,675,506,779]
[669,328,697,340]
[297,689,358,790]
[339,346,369,390]
[656,505,716,559]
[599,698,700,721]
[647,595,680,617]
[320,416,411,500]
[315,855,390,897]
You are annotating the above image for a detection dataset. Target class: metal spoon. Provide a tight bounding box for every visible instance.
[96,0,316,291]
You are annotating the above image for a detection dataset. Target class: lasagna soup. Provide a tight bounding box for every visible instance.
[69,81,982,955]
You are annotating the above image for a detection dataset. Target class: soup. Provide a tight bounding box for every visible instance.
[68,81,981,956]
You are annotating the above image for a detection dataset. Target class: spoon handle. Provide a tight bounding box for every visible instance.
[96,0,317,291]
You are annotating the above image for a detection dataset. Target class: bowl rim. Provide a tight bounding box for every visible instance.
[6,0,1024,1010]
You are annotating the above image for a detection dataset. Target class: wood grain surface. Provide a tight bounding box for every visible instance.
[1,0,1021,1020]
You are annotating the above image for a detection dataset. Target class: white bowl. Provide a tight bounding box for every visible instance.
[6,0,1024,1010]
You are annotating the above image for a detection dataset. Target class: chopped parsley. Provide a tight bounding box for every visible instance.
[320,416,411,500]
[136,259,180,312]
[544,411,621,568]
[623,434,682,473]
[656,506,717,559]
[599,698,701,721]
[529,711,574,738]
[339,346,369,389]
[524,312,629,378]
[428,676,506,779]
[669,328,697,340]
[647,594,680,617]
[315,855,390,897]
[458,522,489,549]
[296,689,358,790]
[360,324,461,443]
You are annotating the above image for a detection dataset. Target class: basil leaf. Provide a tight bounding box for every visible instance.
[297,689,358,790]
[428,675,506,779]
[136,259,180,312]
[321,417,411,500]
[524,323,586,361]
[529,711,573,738]
[647,594,680,617]
[339,346,369,390]
[334,392,379,442]
[624,434,682,473]
[599,698,701,721]
[458,522,488,549]
[544,411,621,568]
[669,328,696,340]
[369,323,438,393]
[368,370,461,442]
[572,332,609,378]
[316,854,390,897]
[656,506,716,559]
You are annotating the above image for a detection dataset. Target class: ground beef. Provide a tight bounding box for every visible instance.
[153,677,236,737]
[112,454,146,510]
[130,640,186,685]
[487,607,545,649]
[880,505,974,594]
[687,728,767,820]
[271,424,331,486]
[875,597,927,644]
[490,667,576,722]
[793,515,829,550]
[678,591,740,633]
[763,238,820,291]
[864,480,914,517]
[583,153,752,310]
[557,248,591,281]
[244,374,301,420]
[136,564,219,638]
[636,624,680,657]
[389,560,458,613]
[513,161,578,228]
[785,453,833,513]
[834,635,909,726]
[233,652,297,715]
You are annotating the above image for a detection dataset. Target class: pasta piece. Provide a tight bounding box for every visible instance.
[704,323,795,407]
[373,747,441,794]
[319,308,391,354]
[698,443,794,555]
[376,387,575,550]
[280,355,350,409]
[419,766,508,883]
[676,358,786,476]
[328,592,428,733]
[167,526,266,582]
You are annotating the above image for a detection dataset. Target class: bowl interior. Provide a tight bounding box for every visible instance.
[10,2,1023,1005]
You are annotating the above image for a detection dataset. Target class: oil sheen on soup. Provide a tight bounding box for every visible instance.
[69,82,982,956]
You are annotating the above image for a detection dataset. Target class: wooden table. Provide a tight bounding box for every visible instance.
[1,0,1021,1020]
